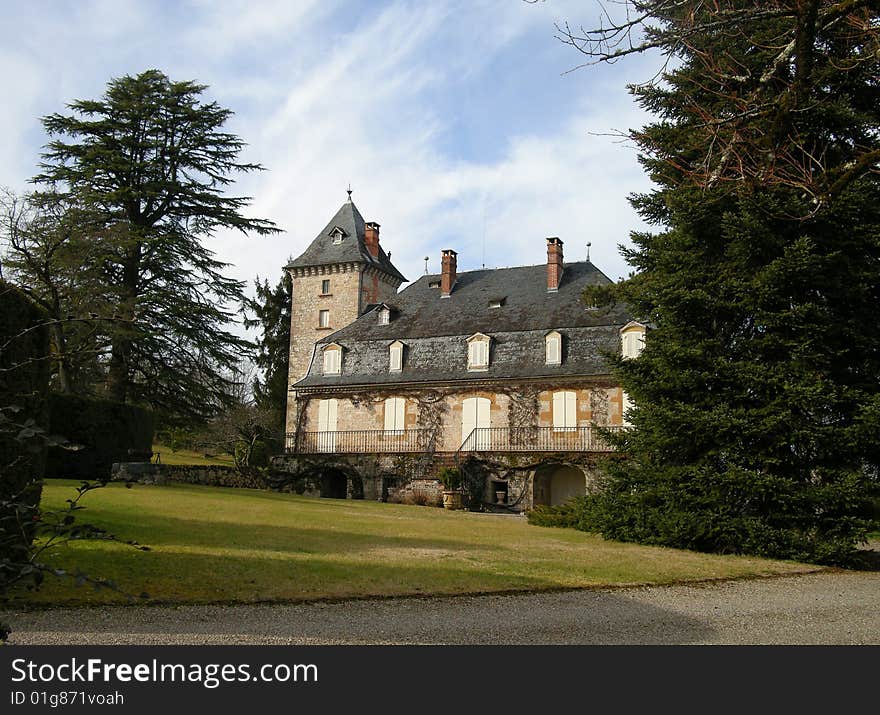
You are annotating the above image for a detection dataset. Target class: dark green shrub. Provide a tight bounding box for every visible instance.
[44,394,154,479]
[438,466,461,490]
[0,280,50,559]
[234,438,270,469]
[527,496,604,531]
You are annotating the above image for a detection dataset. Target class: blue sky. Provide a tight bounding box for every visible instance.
[1,0,660,295]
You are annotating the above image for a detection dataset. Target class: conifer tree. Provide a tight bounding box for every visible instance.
[566,1,879,563]
[244,273,291,432]
[33,70,279,421]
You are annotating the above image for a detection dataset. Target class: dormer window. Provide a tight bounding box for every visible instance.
[378,307,390,325]
[322,343,342,375]
[545,330,562,365]
[330,226,346,245]
[389,341,404,372]
[488,297,505,310]
[466,333,491,371]
[620,322,647,359]
[428,280,441,289]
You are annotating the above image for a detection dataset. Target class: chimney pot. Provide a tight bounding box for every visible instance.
[546,237,564,291]
[441,249,458,297]
[364,222,380,258]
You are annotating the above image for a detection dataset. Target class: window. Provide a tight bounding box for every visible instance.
[319,309,330,328]
[383,397,406,433]
[378,307,390,325]
[488,297,505,309]
[331,227,345,245]
[389,341,404,372]
[620,322,646,359]
[467,334,490,371]
[552,391,577,431]
[461,396,491,448]
[428,280,441,289]
[545,331,562,365]
[322,345,341,375]
[316,398,338,452]
[321,279,330,295]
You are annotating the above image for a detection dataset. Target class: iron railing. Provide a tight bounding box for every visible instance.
[286,428,434,454]
[457,426,624,454]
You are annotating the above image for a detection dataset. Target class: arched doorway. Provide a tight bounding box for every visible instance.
[532,464,588,507]
[320,469,348,499]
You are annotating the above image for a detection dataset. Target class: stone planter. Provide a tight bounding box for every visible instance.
[442,490,463,510]
[495,490,506,504]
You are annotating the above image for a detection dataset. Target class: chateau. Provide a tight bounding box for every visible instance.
[275,195,644,510]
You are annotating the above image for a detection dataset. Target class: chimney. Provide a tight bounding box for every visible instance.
[364,222,380,258]
[546,237,564,292]
[440,249,458,297]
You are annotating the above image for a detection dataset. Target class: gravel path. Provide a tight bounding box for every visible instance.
[3,570,878,645]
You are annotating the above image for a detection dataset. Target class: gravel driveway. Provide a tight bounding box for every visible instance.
[3,570,878,645]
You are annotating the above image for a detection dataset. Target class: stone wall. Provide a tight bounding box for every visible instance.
[112,462,270,490]
[295,380,624,453]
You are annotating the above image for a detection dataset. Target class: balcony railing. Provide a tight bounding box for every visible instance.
[286,428,435,454]
[458,426,624,453]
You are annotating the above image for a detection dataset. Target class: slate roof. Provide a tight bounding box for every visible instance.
[295,325,623,388]
[286,199,407,283]
[295,260,633,389]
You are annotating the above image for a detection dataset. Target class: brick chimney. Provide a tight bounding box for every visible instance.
[546,237,564,292]
[364,222,380,258]
[441,249,458,297]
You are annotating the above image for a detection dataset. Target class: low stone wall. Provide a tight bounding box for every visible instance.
[159,465,269,489]
[386,477,444,507]
[111,462,270,489]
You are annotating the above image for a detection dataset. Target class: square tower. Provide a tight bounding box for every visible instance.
[284,196,406,433]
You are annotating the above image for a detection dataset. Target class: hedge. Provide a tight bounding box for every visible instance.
[0,280,50,558]
[45,394,155,480]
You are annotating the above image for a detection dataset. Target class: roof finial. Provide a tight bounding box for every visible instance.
[346,184,352,201]
[586,241,592,262]
[424,256,430,274]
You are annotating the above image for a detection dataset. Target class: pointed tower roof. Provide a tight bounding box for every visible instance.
[287,199,407,283]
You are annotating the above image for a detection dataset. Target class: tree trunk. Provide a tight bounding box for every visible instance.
[105,243,141,404]
[49,320,71,394]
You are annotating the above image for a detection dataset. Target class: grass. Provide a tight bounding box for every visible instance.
[151,443,234,467]
[15,480,817,607]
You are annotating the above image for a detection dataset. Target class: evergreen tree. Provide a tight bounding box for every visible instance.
[565,1,880,563]
[244,273,291,432]
[33,69,279,421]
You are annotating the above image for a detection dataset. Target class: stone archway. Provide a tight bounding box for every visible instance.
[320,469,349,499]
[532,463,589,507]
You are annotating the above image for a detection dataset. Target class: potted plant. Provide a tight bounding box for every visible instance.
[438,466,463,510]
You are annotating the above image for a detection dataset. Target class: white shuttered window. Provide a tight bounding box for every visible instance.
[552,391,577,431]
[389,341,403,371]
[323,346,341,375]
[384,397,406,433]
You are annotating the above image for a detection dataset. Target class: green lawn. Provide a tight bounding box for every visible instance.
[17,480,817,606]
[151,443,234,466]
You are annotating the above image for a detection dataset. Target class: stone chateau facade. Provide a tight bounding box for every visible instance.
[273,196,644,511]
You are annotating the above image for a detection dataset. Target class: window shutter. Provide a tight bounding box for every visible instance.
[553,391,577,429]
[395,398,405,430]
[546,334,560,364]
[323,348,340,374]
[390,343,402,371]
[552,392,565,429]
[384,398,406,431]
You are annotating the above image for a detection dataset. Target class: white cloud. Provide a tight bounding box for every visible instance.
[1,0,660,317]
